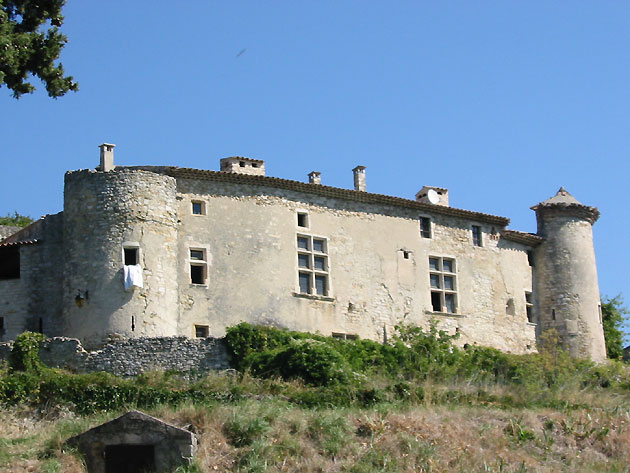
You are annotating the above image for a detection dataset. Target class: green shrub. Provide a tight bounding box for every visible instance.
[9,332,46,373]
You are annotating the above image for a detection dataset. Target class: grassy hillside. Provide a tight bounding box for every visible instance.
[1,327,630,472]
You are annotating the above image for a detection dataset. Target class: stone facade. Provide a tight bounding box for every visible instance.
[0,145,607,361]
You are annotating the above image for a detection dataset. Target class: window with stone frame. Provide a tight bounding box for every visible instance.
[525,291,534,323]
[419,217,432,238]
[195,324,209,338]
[297,234,329,296]
[429,256,457,314]
[189,248,207,285]
[191,200,205,215]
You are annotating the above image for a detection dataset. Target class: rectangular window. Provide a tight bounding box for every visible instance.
[472,226,482,247]
[332,332,358,340]
[0,246,20,280]
[420,217,432,238]
[195,325,209,338]
[190,248,207,285]
[191,200,205,215]
[297,235,329,296]
[297,212,309,228]
[525,292,534,323]
[123,247,139,265]
[0,316,4,335]
[429,256,457,314]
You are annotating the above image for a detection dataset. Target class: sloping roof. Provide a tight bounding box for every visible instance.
[0,240,38,248]
[501,230,543,246]
[149,166,512,226]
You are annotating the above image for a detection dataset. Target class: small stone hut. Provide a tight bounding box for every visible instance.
[66,410,196,473]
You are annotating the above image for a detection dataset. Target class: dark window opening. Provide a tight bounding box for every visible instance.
[239,161,245,167]
[297,212,308,228]
[402,251,410,259]
[431,291,442,312]
[124,248,138,266]
[552,309,556,321]
[0,317,5,336]
[527,251,534,267]
[420,217,431,238]
[0,246,20,279]
[472,226,482,247]
[252,163,259,168]
[131,316,135,332]
[195,325,209,338]
[38,317,43,334]
[192,201,203,215]
[191,265,205,284]
[525,292,534,323]
[105,444,155,473]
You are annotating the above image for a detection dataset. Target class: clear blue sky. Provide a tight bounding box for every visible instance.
[1,2,629,322]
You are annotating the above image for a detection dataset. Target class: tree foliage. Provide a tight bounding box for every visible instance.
[601,295,628,360]
[0,211,33,227]
[0,0,77,98]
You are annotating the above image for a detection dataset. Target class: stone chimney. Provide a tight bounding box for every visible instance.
[99,143,116,172]
[416,186,449,207]
[308,171,321,185]
[353,166,366,192]
[219,157,265,176]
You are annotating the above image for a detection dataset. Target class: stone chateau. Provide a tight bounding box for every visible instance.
[0,144,607,361]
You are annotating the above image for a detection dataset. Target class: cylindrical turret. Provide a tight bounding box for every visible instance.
[62,166,179,348]
[532,187,606,361]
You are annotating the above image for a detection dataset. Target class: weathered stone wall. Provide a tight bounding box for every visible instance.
[534,213,606,361]
[0,213,63,341]
[62,169,179,348]
[0,336,231,377]
[0,226,21,240]
[175,177,536,354]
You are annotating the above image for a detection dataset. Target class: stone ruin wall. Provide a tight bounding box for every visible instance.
[0,336,231,377]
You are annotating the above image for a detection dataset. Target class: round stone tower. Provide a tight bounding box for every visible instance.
[532,187,606,362]
[62,147,179,348]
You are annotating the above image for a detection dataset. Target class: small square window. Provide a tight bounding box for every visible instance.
[239,161,246,167]
[297,236,309,250]
[297,212,309,228]
[195,325,209,338]
[192,201,205,215]
[124,247,139,265]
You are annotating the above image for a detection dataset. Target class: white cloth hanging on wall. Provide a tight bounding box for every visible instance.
[123,264,143,290]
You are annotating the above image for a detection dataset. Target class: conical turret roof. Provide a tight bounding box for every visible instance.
[538,187,583,206]
[531,187,599,224]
